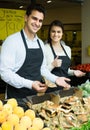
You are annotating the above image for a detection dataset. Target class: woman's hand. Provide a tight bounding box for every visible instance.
[52,56,62,68]
[73,70,86,77]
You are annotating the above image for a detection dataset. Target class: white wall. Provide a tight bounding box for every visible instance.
[82,0,90,63]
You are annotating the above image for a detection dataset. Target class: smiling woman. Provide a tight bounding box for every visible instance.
[44,20,86,88]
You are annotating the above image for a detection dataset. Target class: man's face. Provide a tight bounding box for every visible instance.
[25,10,44,35]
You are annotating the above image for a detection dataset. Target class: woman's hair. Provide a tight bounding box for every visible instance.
[47,20,64,44]
[26,3,46,18]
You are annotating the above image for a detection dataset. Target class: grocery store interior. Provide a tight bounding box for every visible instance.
[0,0,90,99]
[0,1,90,129]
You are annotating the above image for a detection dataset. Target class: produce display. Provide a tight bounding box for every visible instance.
[1,83,90,130]
[26,89,90,130]
[70,63,90,72]
[0,98,50,130]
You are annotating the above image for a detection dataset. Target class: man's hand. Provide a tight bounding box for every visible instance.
[32,81,48,93]
[55,77,71,89]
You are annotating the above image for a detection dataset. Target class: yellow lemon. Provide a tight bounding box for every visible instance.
[0,110,7,123]
[32,117,44,130]
[0,100,3,111]
[24,109,35,120]
[1,121,13,130]
[7,113,19,126]
[13,106,24,118]
[14,123,27,130]
[3,104,12,115]
[7,98,18,109]
[20,116,32,128]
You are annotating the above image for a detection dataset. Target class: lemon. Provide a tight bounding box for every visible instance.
[3,104,12,115]
[14,123,27,130]
[7,113,19,126]
[1,121,13,130]
[0,127,2,130]
[7,98,18,109]
[24,109,35,120]
[13,106,24,118]
[0,110,7,123]
[20,116,32,128]
[32,117,44,129]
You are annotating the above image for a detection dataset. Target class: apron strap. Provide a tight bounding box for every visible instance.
[50,42,70,59]
[50,43,56,58]
[61,43,70,59]
[20,30,41,50]
[20,30,28,49]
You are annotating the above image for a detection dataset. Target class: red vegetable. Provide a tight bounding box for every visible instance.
[71,63,90,72]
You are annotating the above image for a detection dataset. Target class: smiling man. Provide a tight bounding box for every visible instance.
[0,3,70,99]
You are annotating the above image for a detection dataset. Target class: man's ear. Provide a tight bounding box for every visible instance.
[24,15,28,22]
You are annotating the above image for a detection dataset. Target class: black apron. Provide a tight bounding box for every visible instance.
[46,43,71,92]
[50,43,71,78]
[7,30,43,98]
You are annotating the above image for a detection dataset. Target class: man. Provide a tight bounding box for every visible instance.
[0,3,70,99]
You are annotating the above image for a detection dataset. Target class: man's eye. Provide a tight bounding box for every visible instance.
[32,16,43,23]
[32,17,37,21]
[39,20,43,23]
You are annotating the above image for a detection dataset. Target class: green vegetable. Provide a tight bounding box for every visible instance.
[70,120,90,130]
[78,80,90,97]
[84,84,90,93]
[82,90,90,97]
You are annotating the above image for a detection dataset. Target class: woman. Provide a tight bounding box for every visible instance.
[45,20,86,87]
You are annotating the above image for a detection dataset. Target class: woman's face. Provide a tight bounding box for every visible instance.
[50,26,63,43]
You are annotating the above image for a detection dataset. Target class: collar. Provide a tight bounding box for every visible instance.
[22,29,38,42]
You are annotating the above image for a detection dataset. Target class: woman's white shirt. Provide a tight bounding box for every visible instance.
[44,42,74,75]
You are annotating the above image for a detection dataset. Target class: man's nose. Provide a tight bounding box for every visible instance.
[36,20,40,26]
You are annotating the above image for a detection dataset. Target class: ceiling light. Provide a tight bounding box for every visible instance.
[47,0,52,4]
[19,5,23,9]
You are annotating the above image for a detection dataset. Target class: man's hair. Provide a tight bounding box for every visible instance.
[26,3,46,18]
